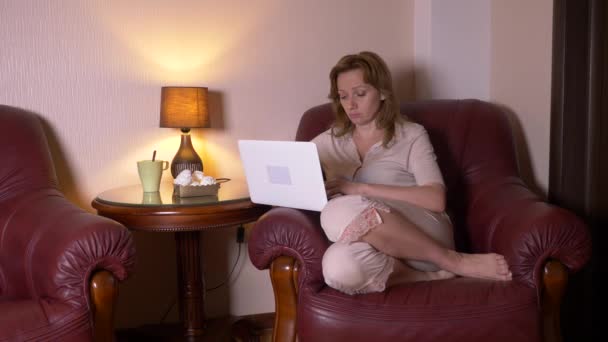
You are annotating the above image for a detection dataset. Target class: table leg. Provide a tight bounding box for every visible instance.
[175,231,206,336]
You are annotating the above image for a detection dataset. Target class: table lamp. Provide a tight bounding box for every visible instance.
[160,86,210,178]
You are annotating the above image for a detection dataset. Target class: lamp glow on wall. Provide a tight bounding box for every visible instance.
[160,86,209,178]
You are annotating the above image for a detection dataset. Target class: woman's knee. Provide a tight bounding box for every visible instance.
[320,195,364,241]
[322,243,367,292]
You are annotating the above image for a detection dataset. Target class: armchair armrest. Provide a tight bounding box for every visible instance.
[248,207,329,342]
[5,189,136,306]
[467,177,591,289]
[248,207,330,292]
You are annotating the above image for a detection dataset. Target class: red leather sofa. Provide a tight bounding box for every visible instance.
[248,100,591,342]
[0,105,136,341]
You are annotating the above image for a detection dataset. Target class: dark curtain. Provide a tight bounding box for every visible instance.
[550,1,606,341]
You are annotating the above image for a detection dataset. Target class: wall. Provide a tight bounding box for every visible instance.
[490,0,553,195]
[414,0,553,195]
[415,0,491,100]
[0,0,414,327]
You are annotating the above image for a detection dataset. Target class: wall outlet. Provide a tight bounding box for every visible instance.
[236,225,245,243]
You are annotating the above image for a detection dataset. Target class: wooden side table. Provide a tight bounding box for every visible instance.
[92,180,270,338]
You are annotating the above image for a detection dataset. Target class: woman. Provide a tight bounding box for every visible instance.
[312,51,512,295]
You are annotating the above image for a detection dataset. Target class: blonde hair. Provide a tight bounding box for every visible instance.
[328,51,402,147]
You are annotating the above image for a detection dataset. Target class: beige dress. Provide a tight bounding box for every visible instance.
[312,121,454,294]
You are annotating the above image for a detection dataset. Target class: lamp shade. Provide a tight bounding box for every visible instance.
[160,87,209,128]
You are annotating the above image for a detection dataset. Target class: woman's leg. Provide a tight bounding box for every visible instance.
[322,241,395,294]
[387,259,455,286]
[322,241,455,294]
[361,210,512,281]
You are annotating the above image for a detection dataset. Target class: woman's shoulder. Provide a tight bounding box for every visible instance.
[395,121,427,139]
[311,127,336,144]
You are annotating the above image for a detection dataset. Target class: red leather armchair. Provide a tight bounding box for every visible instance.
[248,100,591,342]
[0,105,136,341]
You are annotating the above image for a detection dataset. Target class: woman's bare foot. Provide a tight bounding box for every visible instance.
[387,260,456,286]
[444,250,512,281]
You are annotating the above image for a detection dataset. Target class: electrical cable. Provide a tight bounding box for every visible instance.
[159,295,176,324]
[159,234,243,324]
[206,242,242,291]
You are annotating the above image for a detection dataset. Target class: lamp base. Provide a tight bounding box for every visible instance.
[171,132,203,178]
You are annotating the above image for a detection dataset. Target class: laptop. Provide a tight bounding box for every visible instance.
[238,140,328,211]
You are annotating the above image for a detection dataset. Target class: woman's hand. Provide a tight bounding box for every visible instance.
[325,178,361,198]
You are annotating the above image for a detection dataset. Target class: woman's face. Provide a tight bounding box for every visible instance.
[337,68,383,127]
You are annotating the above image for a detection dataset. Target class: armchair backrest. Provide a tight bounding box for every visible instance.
[295,99,520,251]
[0,105,58,200]
[0,106,59,299]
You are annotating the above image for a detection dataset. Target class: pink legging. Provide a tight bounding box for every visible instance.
[320,195,453,294]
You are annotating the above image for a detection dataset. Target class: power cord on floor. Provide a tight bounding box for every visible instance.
[159,295,176,325]
[206,242,242,291]
[159,225,245,324]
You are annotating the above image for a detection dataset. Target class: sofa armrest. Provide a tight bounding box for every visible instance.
[248,207,330,292]
[467,178,591,288]
[4,189,136,307]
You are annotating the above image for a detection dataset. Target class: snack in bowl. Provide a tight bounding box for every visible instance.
[173,170,230,197]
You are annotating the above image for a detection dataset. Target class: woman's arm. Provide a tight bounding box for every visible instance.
[325,179,446,212]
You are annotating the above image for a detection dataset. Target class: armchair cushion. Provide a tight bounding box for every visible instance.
[250,208,539,341]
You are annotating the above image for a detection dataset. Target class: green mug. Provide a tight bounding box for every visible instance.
[142,191,162,205]
[137,160,169,193]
